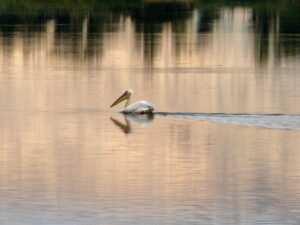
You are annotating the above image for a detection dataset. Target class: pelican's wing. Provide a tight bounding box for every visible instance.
[122,100,155,114]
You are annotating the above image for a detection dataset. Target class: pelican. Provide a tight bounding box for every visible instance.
[110,89,155,114]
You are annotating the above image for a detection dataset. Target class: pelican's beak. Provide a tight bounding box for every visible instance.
[110,92,129,108]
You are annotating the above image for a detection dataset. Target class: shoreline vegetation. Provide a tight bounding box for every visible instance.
[0,0,298,28]
[0,1,298,35]
[0,0,298,14]
[0,0,298,63]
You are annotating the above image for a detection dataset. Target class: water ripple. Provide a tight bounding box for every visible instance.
[156,113,300,131]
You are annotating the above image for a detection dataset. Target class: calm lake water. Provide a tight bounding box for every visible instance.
[0,2,300,225]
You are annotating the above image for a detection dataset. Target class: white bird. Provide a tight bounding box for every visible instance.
[110,89,155,114]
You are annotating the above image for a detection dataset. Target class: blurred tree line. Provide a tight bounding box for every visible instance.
[0,0,298,63]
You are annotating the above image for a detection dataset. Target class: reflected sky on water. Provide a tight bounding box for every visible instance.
[0,2,300,225]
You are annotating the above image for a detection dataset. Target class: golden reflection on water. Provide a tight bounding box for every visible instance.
[0,111,300,223]
[0,8,299,114]
[0,6,299,224]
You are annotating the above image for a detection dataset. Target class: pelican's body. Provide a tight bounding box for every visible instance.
[121,100,154,114]
[110,89,155,114]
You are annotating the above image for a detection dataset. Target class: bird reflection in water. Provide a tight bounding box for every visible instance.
[110,114,154,134]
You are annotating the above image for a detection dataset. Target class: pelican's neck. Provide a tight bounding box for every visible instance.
[125,95,131,108]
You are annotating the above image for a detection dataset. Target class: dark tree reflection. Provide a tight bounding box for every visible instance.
[197,8,219,33]
[251,4,300,64]
[0,1,299,67]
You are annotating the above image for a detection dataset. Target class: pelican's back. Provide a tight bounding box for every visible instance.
[122,100,154,114]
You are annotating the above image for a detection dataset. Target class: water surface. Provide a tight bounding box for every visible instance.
[0,2,300,225]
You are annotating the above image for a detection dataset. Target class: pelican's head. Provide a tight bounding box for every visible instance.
[110,89,133,108]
